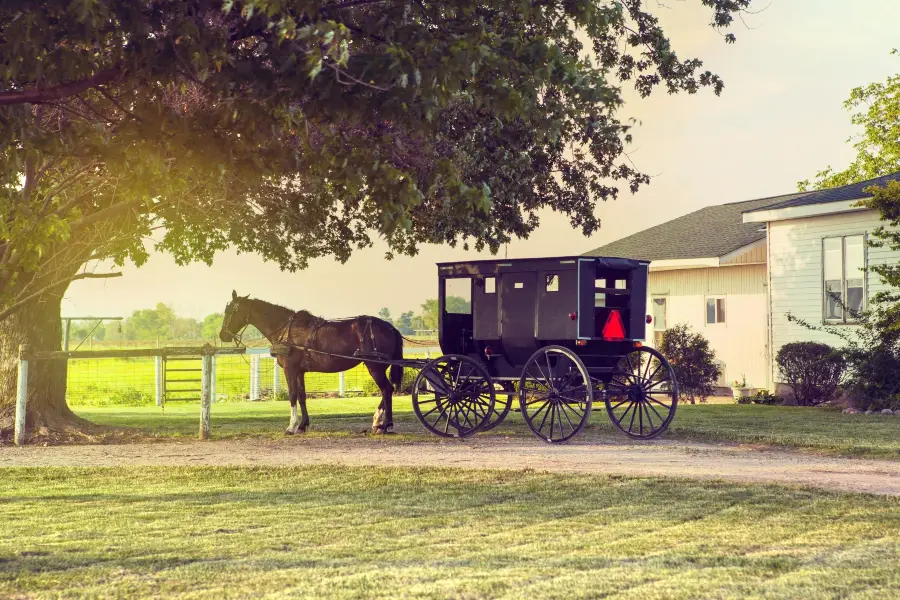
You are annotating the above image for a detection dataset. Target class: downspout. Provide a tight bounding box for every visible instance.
[765,221,774,391]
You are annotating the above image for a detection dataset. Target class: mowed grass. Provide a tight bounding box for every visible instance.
[1,466,899,599]
[75,400,900,458]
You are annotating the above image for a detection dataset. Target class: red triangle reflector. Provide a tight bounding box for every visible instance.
[602,310,626,341]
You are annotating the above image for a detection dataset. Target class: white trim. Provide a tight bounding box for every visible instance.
[742,199,868,223]
[649,258,719,271]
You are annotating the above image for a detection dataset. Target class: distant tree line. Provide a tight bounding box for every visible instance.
[67,298,465,345]
[67,303,262,345]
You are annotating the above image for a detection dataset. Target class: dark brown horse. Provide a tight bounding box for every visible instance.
[218,291,403,434]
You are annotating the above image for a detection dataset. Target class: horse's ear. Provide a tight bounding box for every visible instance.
[243,293,250,299]
[232,290,237,301]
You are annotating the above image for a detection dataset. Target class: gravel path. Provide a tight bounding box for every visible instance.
[3,436,900,496]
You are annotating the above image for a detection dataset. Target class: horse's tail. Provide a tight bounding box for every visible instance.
[390,326,404,393]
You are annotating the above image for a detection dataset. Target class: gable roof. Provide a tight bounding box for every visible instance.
[584,191,810,262]
[742,172,900,212]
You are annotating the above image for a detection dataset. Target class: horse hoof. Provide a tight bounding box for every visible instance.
[284,429,296,436]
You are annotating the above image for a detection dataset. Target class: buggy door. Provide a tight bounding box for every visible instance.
[499,272,537,366]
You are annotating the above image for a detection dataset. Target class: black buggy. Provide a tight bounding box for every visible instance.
[411,255,679,443]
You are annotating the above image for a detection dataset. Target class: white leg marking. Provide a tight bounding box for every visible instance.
[286,404,300,434]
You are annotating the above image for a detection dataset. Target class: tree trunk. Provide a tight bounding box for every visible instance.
[0,284,93,441]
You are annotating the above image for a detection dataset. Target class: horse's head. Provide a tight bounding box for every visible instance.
[220,290,251,343]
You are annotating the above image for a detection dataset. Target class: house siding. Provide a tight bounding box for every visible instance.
[768,209,898,385]
[647,264,768,389]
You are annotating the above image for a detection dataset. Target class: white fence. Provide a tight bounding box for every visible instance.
[14,344,439,445]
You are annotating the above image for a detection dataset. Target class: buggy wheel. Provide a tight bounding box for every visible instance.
[605,346,678,440]
[519,346,593,444]
[479,381,515,432]
[412,354,496,438]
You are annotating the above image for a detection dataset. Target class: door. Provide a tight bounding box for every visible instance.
[500,272,537,366]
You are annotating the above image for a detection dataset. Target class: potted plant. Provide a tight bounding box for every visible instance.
[732,374,754,400]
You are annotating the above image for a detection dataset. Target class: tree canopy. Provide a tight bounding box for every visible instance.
[0,0,752,323]
[798,52,900,313]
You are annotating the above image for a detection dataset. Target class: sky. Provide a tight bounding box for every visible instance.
[62,0,900,321]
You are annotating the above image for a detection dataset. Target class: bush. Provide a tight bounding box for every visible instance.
[775,342,845,406]
[752,390,783,405]
[659,324,720,404]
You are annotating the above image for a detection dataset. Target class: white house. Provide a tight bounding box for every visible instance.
[743,173,900,391]
[584,195,805,389]
[588,172,899,394]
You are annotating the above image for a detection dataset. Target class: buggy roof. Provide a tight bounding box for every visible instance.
[436,255,648,275]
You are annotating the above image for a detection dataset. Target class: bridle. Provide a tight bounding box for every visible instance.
[222,299,251,347]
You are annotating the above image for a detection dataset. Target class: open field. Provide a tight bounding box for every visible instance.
[2,466,899,599]
[66,350,435,406]
[75,399,900,458]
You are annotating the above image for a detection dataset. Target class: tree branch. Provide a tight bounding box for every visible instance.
[0,272,122,322]
[0,68,121,106]
[70,198,145,233]
[320,0,388,12]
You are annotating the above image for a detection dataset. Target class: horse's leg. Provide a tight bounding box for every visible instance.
[371,397,385,433]
[285,364,301,435]
[297,372,310,433]
[367,364,394,434]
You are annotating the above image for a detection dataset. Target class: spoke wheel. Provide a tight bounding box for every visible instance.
[519,346,593,444]
[605,346,678,440]
[479,381,515,432]
[412,355,496,438]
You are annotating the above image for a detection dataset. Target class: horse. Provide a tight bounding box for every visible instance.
[218,291,403,434]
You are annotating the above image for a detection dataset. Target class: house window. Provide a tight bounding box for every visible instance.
[652,298,667,331]
[545,274,559,292]
[823,235,866,322]
[705,297,725,325]
[652,297,667,347]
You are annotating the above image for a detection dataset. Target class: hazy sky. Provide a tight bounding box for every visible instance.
[63,0,900,321]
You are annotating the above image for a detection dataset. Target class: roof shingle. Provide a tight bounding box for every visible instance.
[743,172,900,212]
[584,192,809,261]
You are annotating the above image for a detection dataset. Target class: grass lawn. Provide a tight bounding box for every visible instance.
[75,399,900,458]
[1,466,899,599]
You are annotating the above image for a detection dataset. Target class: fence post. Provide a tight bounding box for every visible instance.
[210,355,217,403]
[339,371,345,398]
[154,356,163,406]
[14,345,28,446]
[273,360,280,397]
[199,349,212,440]
[250,354,260,401]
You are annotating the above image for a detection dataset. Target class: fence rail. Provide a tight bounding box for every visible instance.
[14,344,439,445]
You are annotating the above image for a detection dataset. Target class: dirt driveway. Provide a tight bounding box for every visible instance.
[4,435,900,496]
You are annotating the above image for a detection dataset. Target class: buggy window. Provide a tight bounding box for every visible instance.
[444,278,472,314]
[484,277,496,294]
[546,274,559,292]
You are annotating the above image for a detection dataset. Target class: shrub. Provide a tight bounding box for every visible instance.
[752,390,783,405]
[659,324,720,404]
[775,342,845,406]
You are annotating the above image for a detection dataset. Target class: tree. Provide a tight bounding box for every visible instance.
[795,55,900,409]
[0,0,752,436]
[202,313,224,341]
[658,324,720,404]
[396,311,414,336]
[377,308,393,325]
